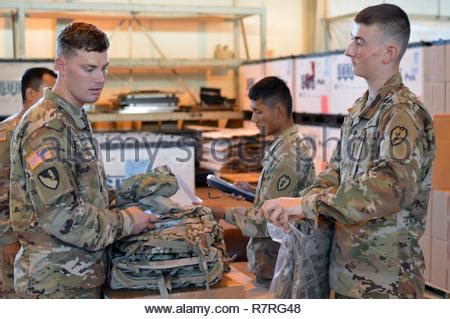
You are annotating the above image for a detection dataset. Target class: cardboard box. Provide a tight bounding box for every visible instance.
[448,215,450,241]
[446,44,450,83]
[431,190,450,241]
[430,237,448,290]
[425,195,432,237]
[419,235,431,282]
[448,242,450,290]
[423,83,432,113]
[432,115,450,190]
[447,269,450,291]
[423,83,445,116]
[433,83,446,115]
[446,82,450,114]
[424,45,446,83]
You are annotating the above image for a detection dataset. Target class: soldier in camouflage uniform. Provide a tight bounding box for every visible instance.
[0,67,56,298]
[202,77,315,288]
[262,4,436,298]
[9,22,155,298]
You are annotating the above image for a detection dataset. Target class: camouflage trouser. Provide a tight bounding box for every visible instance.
[16,287,102,299]
[247,237,280,288]
[0,246,16,299]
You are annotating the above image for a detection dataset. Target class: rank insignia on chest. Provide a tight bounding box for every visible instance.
[390,126,408,146]
[26,146,55,171]
[0,131,6,142]
[277,175,291,191]
[38,167,59,190]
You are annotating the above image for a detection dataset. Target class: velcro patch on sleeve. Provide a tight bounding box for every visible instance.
[26,146,55,171]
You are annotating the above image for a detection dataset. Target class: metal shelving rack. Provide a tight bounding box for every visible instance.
[0,1,267,121]
[0,1,267,62]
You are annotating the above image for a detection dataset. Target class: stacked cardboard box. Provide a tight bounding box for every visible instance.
[422,114,450,292]
[446,43,450,116]
[422,189,450,292]
[422,44,447,116]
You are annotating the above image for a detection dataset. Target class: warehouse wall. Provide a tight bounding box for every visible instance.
[0,0,312,106]
[1,1,449,108]
[319,0,450,51]
[0,0,309,59]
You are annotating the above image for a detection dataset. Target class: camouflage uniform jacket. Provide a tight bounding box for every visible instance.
[0,113,21,246]
[225,125,315,282]
[0,113,21,298]
[9,89,136,296]
[301,73,436,298]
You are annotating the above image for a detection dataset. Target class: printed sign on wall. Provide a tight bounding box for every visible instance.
[238,63,265,111]
[0,61,54,116]
[400,46,424,98]
[329,53,366,115]
[294,55,331,114]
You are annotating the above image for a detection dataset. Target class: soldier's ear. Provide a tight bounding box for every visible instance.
[275,102,285,120]
[25,87,36,103]
[383,44,398,64]
[55,56,65,76]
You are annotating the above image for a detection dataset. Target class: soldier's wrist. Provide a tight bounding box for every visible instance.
[301,195,318,220]
[118,208,136,238]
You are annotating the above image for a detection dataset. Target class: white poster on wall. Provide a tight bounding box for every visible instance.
[0,60,55,116]
[329,53,366,115]
[400,46,424,98]
[238,63,265,111]
[294,55,331,114]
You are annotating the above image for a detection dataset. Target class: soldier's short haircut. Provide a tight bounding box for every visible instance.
[248,76,293,116]
[355,4,410,61]
[56,22,109,57]
[21,67,57,103]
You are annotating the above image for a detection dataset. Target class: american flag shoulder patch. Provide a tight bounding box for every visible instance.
[0,131,7,142]
[26,146,54,171]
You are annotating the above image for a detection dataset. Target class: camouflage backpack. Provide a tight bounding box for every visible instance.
[109,166,229,297]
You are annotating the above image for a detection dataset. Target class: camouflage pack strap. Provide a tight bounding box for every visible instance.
[114,256,213,270]
[157,272,170,299]
[109,258,225,290]
[197,248,211,298]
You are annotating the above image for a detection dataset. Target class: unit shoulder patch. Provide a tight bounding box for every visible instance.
[277,175,291,191]
[390,126,407,146]
[38,167,59,190]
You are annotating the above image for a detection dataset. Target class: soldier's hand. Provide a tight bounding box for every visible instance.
[261,197,304,229]
[125,206,158,235]
[234,181,255,192]
[3,241,20,266]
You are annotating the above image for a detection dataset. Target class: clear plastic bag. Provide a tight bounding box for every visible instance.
[268,219,334,299]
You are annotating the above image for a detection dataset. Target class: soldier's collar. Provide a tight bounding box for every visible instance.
[269,125,298,153]
[352,73,403,120]
[45,89,88,129]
